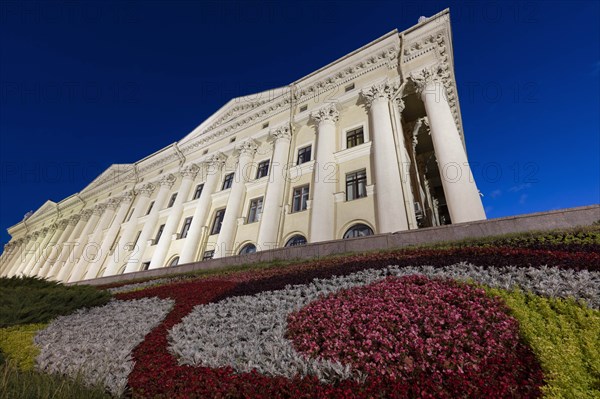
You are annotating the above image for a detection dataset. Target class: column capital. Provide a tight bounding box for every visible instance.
[310,103,339,124]
[180,163,200,180]
[120,191,135,204]
[93,203,108,215]
[361,80,399,107]
[410,65,449,95]
[270,123,292,142]
[81,209,95,220]
[206,152,227,169]
[236,138,259,157]
[69,214,81,225]
[138,183,156,197]
[45,226,55,234]
[158,173,177,188]
[57,219,70,229]
[31,231,41,239]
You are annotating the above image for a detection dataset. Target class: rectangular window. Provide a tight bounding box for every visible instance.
[345,83,355,92]
[179,217,193,239]
[247,197,263,223]
[211,209,226,235]
[192,184,204,200]
[256,160,270,179]
[202,250,214,260]
[346,169,367,201]
[222,173,234,190]
[167,193,178,208]
[154,224,165,245]
[346,127,364,149]
[126,208,135,222]
[146,201,154,215]
[141,262,151,271]
[299,104,307,112]
[297,145,312,165]
[130,231,142,249]
[292,185,309,212]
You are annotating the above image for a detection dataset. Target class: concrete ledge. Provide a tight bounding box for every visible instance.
[76,204,599,286]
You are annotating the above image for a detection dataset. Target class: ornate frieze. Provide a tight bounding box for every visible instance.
[311,103,340,124]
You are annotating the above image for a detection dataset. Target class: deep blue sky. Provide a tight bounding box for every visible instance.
[1,1,599,248]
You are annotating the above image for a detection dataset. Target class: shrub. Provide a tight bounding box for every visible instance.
[0,323,46,371]
[0,276,111,327]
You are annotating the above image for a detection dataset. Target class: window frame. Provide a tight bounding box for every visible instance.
[238,243,257,255]
[247,197,264,224]
[346,126,365,149]
[192,183,204,200]
[202,250,215,260]
[222,173,234,190]
[146,201,155,215]
[167,193,178,208]
[345,169,368,201]
[179,216,193,239]
[284,235,307,247]
[154,224,165,245]
[296,145,312,165]
[343,223,374,239]
[211,208,226,235]
[255,160,270,179]
[292,185,309,213]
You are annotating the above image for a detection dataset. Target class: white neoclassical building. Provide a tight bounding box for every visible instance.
[0,10,485,282]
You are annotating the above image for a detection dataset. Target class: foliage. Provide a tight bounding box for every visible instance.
[486,287,600,399]
[0,358,110,399]
[0,323,46,371]
[0,276,111,327]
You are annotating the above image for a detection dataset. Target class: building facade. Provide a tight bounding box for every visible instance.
[0,10,486,282]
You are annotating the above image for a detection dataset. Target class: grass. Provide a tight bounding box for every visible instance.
[0,276,111,328]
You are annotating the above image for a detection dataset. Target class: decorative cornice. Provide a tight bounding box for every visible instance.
[138,183,156,197]
[311,103,340,124]
[158,174,177,188]
[236,138,259,157]
[180,163,200,180]
[270,124,292,142]
[361,79,400,107]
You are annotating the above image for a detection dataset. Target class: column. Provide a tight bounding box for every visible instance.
[179,153,226,264]
[84,192,134,280]
[411,66,486,223]
[309,103,339,243]
[44,214,83,279]
[149,165,199,269]
[5,239,25,277]
[55,209,99,282]
[68,202,117,282]
[33,219,75,277]
[257,124,292,249]
[103,183,156,276]
[0,242,19,277]
[214,138,258,258]
[20,227,52,276]
[361,80,409,233]
[124,174,176,273]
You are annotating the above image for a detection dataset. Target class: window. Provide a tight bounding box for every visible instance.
[256,160,270,179]
[292,185,309,212]
[168,256,179,267]
[247,197,263,223]
[202,149,208,155]
[126,208,135,222]
[168,193,178,208]
[239,243,256,255]
[154,224,165,245]
[202,250,215,260]
[346,127,364,148]
[299,104,308,112]
[222,173,234,190]
[262,122,269,129]
[343,224,374,239]
[297,145,312,165]
[192,184,204,200]
[211,209,226,235]
[179,217,193,239]
[130,231,142,249]
[141,262,151,271]
[285,235,307,247]
[346,169,367,201]
[146,201,155,215]
[230,137,236,143]
[345,83,355,92]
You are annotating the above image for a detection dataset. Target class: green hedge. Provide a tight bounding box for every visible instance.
[0,276,111,328]
[486,287,600,399]
[0,324,46,371]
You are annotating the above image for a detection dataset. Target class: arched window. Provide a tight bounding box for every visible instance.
[343,224,374,239]
[168,256,180,267]
[285,235,307,247]
[238,243,256,255]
